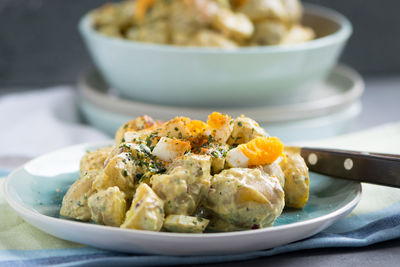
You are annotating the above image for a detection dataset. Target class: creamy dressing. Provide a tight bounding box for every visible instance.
[60,114,309,233]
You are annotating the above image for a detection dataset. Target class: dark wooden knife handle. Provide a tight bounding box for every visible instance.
[300,147,400,188]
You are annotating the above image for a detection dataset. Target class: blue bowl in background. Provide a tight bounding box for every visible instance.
[79,4,352,108]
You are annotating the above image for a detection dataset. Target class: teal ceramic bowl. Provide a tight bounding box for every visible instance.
[79,4,352,107]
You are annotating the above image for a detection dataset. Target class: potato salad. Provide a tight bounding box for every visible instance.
[60,113,309,233]
[92,0,315,48]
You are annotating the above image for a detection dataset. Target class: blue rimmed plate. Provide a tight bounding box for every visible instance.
[3,142,361,255]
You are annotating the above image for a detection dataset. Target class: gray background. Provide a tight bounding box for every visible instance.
[0,0,399,88]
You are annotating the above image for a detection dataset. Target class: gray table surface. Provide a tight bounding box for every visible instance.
[349,76,400,131]
[1,76,399,266]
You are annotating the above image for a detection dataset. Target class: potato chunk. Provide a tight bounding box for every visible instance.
[115,115,158,144]
[187,30,238,48]
[163,215,209,233]
[156,117,192,140]
[151,154,212,215]
[280,148,309,208]
[126,21,169,44]
[228,115,268,146]
[205,168,284,229]
[198,143,229,174]
[212,9,254,40]
[97,25,122,38]
[282,0,303,25]
[207,216,246,232]
[123,128,157,147]
[281,25,315,45]
[93,1,136,29]
[121,183,164,231]
[92,152,137,198]
[169,0,212,45]
[238,0,288,22]
[88,187,127,227]
[251,20,288,45]
[60,171,97,221]
[79,147,112,177]
[94,142,167,194]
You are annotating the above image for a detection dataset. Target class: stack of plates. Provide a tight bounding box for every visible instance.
[78,65,364,142]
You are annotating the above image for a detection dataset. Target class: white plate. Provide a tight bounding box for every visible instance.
[4,142,361,255]
[78,64,364,123]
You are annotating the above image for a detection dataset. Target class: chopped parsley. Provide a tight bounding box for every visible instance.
[210,151,219,158]
[146,136,152,147]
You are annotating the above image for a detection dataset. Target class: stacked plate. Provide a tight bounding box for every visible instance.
[78,64,363,142]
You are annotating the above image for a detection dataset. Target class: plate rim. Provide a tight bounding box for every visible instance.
[3,141,362,240]
[78,64,364,123]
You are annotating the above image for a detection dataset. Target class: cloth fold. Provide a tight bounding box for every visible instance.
[0,87,108,158]
[1,87,400,266]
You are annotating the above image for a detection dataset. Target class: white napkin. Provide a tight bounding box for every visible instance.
[0,87,109,158]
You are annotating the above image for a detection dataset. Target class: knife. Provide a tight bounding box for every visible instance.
[287,147,400,188]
